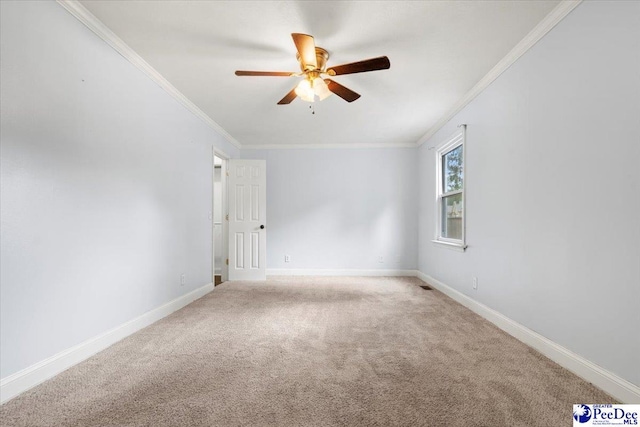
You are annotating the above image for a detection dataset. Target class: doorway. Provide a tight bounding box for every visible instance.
[213,151,228,285]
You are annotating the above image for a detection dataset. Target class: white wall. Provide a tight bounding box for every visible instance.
[3,0,637,396]
[242,148,418,271]
[0,1,238,379]
[418,1,640,387]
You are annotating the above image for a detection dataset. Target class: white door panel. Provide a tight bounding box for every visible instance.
[228,160,266,280]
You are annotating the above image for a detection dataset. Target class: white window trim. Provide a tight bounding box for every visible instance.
[433,126,467,251]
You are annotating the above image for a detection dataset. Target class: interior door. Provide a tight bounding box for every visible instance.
[228,159,266,281]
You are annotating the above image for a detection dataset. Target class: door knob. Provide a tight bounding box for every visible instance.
[260,225,265,229]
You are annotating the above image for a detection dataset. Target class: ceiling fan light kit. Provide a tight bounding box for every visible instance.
[294,76,331,102]
[235,33,390,105]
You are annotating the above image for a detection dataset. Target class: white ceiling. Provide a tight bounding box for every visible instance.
[79,0,560,148]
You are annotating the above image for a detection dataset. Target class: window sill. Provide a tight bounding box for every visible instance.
[431,240,467,252]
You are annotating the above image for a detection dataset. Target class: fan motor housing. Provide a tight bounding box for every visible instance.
[296,47,329,72]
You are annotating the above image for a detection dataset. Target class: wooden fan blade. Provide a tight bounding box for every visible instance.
[291,33,317,70]
[235,71,294,77]
[325,79,360,102]
[277,87,298,105]
[327,56,390,76]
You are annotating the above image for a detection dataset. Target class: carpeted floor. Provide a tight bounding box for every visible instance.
[1,276,613,426]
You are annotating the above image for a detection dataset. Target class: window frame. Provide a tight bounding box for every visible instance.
[433,126,467,251]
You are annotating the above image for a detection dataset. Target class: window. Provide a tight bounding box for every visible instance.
[434,127,466,250]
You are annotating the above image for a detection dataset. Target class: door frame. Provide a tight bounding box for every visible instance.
[212,148,229,284]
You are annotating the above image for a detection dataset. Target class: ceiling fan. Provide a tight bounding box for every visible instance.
[235,33,390,105]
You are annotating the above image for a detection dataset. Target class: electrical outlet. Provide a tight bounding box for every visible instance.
[181,274,186,286]
[378,256,384,264]
[472,277,478,290]
[284,255,290,263]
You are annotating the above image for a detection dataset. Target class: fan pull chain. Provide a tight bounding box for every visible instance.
[310,104,315,115]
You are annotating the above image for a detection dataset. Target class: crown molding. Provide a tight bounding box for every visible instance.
[416,0,583,146]
[242,142,418,150]
[56,0,242,150]
[57,0,582,152]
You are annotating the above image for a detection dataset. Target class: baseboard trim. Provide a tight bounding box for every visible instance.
[4,273,637,404]
[0,282,214,404]
[415,271,640,403]
[267,269,417,277]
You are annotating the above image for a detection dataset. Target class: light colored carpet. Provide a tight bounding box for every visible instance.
[1,276,612,426]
